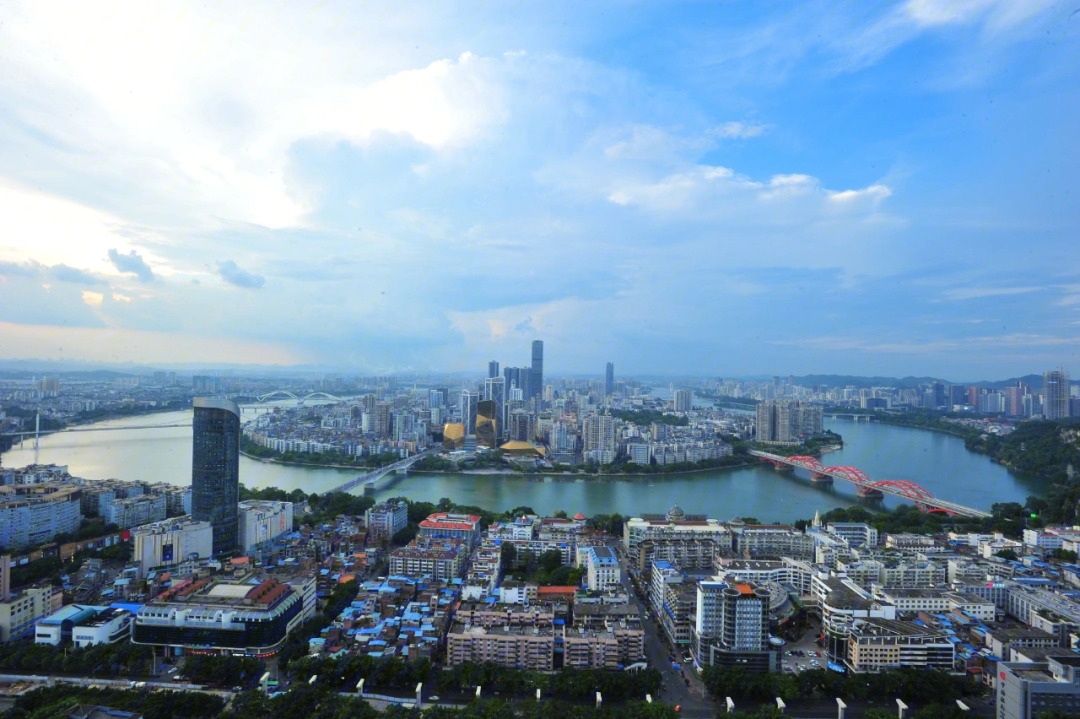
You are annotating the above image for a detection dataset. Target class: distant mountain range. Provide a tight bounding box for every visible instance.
[0,357,1074,390]
[791,373,1075,391]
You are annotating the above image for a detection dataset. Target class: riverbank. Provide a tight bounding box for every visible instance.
[410,460,756,479]
[239,449,390,472]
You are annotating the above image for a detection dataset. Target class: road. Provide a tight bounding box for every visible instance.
[612,540,714,718]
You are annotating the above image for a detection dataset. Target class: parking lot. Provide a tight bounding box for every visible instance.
[778,617,828,675]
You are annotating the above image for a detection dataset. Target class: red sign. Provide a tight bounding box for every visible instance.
[1000,671,1006,681]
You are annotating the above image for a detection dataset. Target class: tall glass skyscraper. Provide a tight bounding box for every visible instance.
[192,397,241,556]
[605,362,614,396]
[531,340,544,401]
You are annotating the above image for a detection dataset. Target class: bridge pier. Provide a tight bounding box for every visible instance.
[363,480,376,496]
[810,475,834,485]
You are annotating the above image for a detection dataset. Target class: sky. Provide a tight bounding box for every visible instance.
[0,0,1077,379]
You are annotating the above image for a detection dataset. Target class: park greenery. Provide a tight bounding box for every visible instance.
[701,665,981,705]
[239,484,376,528]
[503,546,584,586]
[413,454,455,471]
[801,499,1052,539]
[831,410,1080,520]
[0,685,224,719]
[180,654,266,687]
[433,663,662,702]
[7,540,133,590]
[292,653,432,693]
[0,638,154,676]
[609,409,689,427]
[220,686,680,719]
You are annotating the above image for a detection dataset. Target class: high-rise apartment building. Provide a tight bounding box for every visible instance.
[1044,368,1071,420]
[756,400,823,443]
[673,389,693,412]
[191,397,241,556]
[1005,383,1028,417]
[374,402,391,436]
[693,577,774,671]
[488,360,500,379]
[428,389,444,409]
[531,340,544,401]
[605,363,614,396]
[583,414,615,464]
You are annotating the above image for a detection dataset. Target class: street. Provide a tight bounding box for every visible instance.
[614,541,714,718]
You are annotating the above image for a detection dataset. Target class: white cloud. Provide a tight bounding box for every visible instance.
[827,184,893,206]
[0,182,159,276]
[943,286,1044,300]
[713,121,768,139]
[604,163,890,218]
[0,320,305,365]
[0,5,507,229]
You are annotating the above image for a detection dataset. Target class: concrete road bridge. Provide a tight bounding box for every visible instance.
[327,448,439,495]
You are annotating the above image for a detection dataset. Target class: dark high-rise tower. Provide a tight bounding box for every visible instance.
[192,397,241,556]
[488,360,500,379]
[531,340,544,401]
[605,362,614,396]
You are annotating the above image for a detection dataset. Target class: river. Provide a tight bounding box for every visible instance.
[1,408,1044,522]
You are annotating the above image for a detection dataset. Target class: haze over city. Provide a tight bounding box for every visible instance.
[0,1,1077,377]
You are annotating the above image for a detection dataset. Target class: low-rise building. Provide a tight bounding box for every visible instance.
[419,513,482,548]
[874,587,996,622]
[0,482,83,550]
[389,540,467,581]
[365,500,409,543]
[0,585,63,643]
[578,545,621,589]
[238,500,294,554]
[845,618,954,673]
[827,523,879,547]
[447,607,555,670]
[130,517,214,576]
[132,574,316,656]
[733,525,814,559]
[35,605,132,647]
[997,656,1080,719]
[102,493,166,529]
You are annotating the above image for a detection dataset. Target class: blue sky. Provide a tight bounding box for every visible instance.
[0,0,1077,378]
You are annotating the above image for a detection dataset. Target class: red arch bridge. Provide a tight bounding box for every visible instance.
[748,450,990,518]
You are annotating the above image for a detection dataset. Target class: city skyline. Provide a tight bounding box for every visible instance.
[0,2,1077,378]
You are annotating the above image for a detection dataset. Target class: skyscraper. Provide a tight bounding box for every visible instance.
[192,397,241,556]
[605,362,614,396]
[476,400,499,447]
[1044,368,1071,420]
[483,376,506,440]
[504,366,531,402]
[674,389,693,412]
[531,340,544,401]
[488,360,500,379]
[460,389,480,435]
